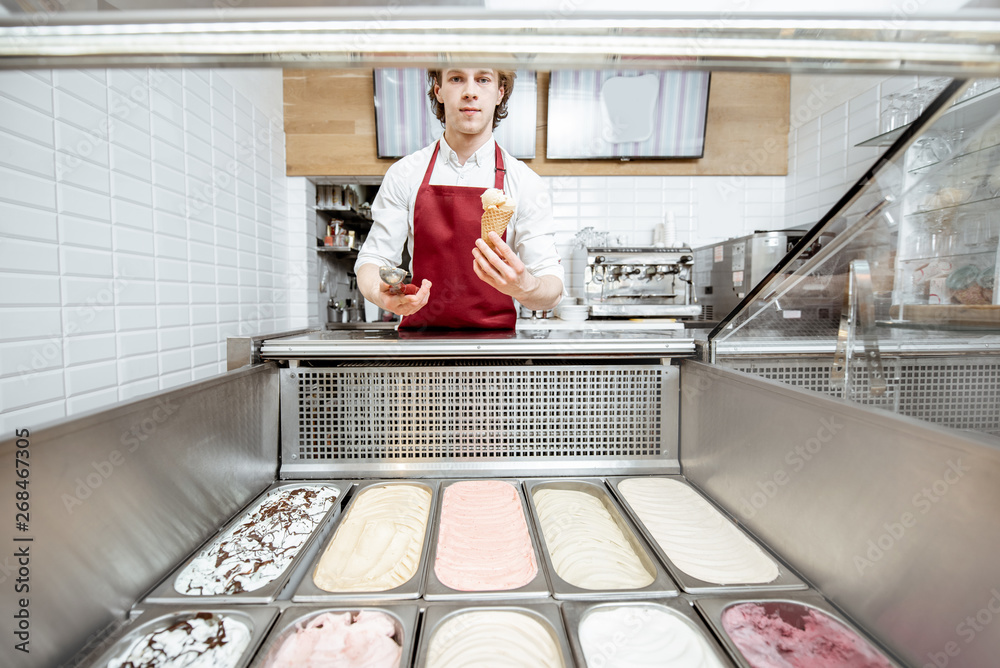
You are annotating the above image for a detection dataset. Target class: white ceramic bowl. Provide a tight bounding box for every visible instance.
[556,304,589,321]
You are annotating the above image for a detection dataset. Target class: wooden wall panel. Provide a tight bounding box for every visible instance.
[284,69,789,178]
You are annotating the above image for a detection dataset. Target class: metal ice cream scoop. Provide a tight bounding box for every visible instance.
[379,266,409,296]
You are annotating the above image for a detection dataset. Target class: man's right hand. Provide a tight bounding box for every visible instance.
[379,278,432,316]
[357,264,431,316]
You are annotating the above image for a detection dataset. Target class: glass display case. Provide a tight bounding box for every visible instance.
[708,78,1000,436]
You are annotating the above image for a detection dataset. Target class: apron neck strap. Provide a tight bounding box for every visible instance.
[494,142,506,190]
[420,140,507,191]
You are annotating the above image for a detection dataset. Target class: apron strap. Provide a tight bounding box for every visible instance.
[494,142,506,190]
[420,140,506,191]
[420,140,442,189]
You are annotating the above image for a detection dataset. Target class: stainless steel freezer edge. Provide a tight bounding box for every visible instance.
[260,328,696,358]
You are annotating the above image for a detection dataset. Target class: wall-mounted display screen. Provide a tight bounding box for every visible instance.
[546,70,711,159]
[373,68,537,159]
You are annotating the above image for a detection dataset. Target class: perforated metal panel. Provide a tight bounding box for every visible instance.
[280,362,677,476]
[722,356,1000,436]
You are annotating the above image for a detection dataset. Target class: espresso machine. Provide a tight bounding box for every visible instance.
[584,246,700,318]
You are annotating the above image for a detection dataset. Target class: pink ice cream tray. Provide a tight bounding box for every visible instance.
[695,593,905,668]
[249,604,419,668]
[423,478,551,601]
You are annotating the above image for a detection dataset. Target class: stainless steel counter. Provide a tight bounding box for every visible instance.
[260,327,696,360]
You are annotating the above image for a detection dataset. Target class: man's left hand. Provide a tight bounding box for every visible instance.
[472,232,540,302]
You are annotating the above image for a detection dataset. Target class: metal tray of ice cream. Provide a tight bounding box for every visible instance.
[143,481,349,606]
[522,478,678,600]
[606,476,808,594]
[414,602,575,668]
[424,478,551,601]
[292,479,440,603]
[561,599,736,667]
[249,604,419,668]
[84,604,277,668]
[694,593,905,668]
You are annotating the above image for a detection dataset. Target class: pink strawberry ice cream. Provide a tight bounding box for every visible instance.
[264,610,402,668]
[721,602,893,668]
[434,480,538,591]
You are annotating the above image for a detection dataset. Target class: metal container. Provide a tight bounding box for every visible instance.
[423,479,550,601]
[249,604,419,668]
[414,603,574,668]
[561,598,736,667]
[292,479,439,603]
[606,476,807,594]
[83,605,277,668]
[695,594,906,668]
[523,478,678,599]
[143,481,349,605]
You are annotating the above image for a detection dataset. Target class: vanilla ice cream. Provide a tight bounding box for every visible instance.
[313,484,432,592]
[426,610,563,668]
[480,188,515,211]
[532,487,653,590]
[107,612,251,668]
[174,485,340,596]
[434,480,537,591]
[579,605,727,668]
[617,478,779,585]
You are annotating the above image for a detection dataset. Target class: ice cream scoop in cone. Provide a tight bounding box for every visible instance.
[481,207,514,251]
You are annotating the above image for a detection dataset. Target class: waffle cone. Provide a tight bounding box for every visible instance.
[481,208,514,250]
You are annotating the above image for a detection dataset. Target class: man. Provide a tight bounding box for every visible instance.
[355,67,564,329]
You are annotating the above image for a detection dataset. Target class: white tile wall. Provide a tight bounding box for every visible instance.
[0,67,302,433]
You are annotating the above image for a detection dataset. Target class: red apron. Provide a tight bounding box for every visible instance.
[399,141,517,330]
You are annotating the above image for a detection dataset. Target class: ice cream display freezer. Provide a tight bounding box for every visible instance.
[5,325,1000,668]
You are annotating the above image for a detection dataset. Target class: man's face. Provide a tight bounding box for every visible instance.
[434,68,504,140]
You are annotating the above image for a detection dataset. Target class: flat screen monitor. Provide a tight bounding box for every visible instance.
[546,70,710,159]
[373,68,537,159]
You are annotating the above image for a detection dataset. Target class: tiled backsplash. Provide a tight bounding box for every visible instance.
[3,69,918,430]
[0,68,294,431]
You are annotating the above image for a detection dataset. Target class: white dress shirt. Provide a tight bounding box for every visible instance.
[355,137,565,284]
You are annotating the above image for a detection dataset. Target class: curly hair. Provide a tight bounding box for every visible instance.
[427,69,517,131]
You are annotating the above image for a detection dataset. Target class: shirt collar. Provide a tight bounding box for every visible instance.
[440,136,495,168]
